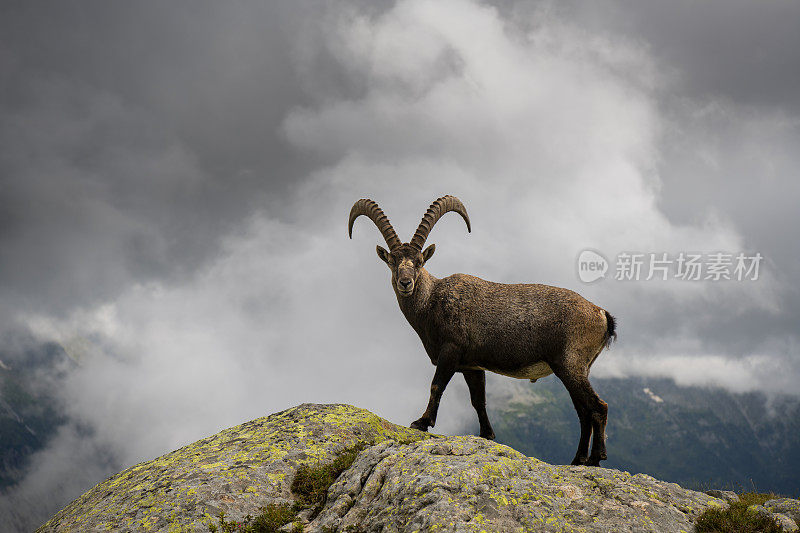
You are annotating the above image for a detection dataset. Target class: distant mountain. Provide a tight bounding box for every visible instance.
[480,375,800,497]
[0,344,68,489]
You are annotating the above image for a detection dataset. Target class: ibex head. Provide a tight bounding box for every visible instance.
[348,195,471,297]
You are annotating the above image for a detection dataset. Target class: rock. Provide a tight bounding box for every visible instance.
[311,436,722,532]
[704,489,739,504]
[749,504,775,519]
[37,403,727,532]
[36,404,431,532]
[748,504,799,532]
[775,513,799,532]
[765,498,800,525]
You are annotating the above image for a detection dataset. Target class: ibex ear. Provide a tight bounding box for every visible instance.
[422,244,436,264]
[376,245,391,264]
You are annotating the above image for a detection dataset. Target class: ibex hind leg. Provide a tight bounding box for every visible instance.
[566,388,593,465]
[586,398,608,466]
[550,360,607,466]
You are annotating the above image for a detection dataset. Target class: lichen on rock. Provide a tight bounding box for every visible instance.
[38,403,731,532]
[765,498,800,524]
[311,436,723,532]
[36,403,430,532]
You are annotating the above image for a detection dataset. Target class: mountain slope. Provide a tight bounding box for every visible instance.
[484,376,800,497]
[0,344,67,489]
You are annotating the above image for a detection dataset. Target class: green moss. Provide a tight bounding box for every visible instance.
[292,442,368,513]
[208,506,303,533]
[208,442,369,532]
[695,492,784,533]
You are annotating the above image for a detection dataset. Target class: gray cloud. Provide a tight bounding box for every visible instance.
[511,0,800,110]
[1,1,799,531]
[0,2,318,319]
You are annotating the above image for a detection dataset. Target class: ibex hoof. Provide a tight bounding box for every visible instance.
[480,431,496,440]
[410,418,430,432]
[586,453,606,467]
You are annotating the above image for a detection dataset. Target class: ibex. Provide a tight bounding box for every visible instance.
[348,195,616,466]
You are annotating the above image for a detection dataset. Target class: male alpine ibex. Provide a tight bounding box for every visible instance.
[348,195,616,466]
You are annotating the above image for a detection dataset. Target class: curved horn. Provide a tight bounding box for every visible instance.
[409,195,471,251]
[348,199,402,250]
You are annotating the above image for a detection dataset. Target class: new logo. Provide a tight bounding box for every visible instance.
[577,249,608,283]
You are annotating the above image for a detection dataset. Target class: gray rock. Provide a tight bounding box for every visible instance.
[704,489,739,504]
[310,435,724,533]
[36,404,432,532]
[765,498,800,525]
[749,503,774,519]
[774,513,799,532]
[748,504,798,531]
[36,403,729,533]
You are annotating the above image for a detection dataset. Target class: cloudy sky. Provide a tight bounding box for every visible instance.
[1,0,799,528]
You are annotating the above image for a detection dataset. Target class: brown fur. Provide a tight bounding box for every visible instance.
[352,200,616,466]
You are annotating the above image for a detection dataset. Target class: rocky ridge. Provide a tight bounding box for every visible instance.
[36,404,797,532]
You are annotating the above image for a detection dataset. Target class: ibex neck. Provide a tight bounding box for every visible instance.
[397,268,435,318]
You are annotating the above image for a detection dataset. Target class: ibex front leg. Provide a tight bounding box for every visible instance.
[463,369,495,440]
[410,344,458,432]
